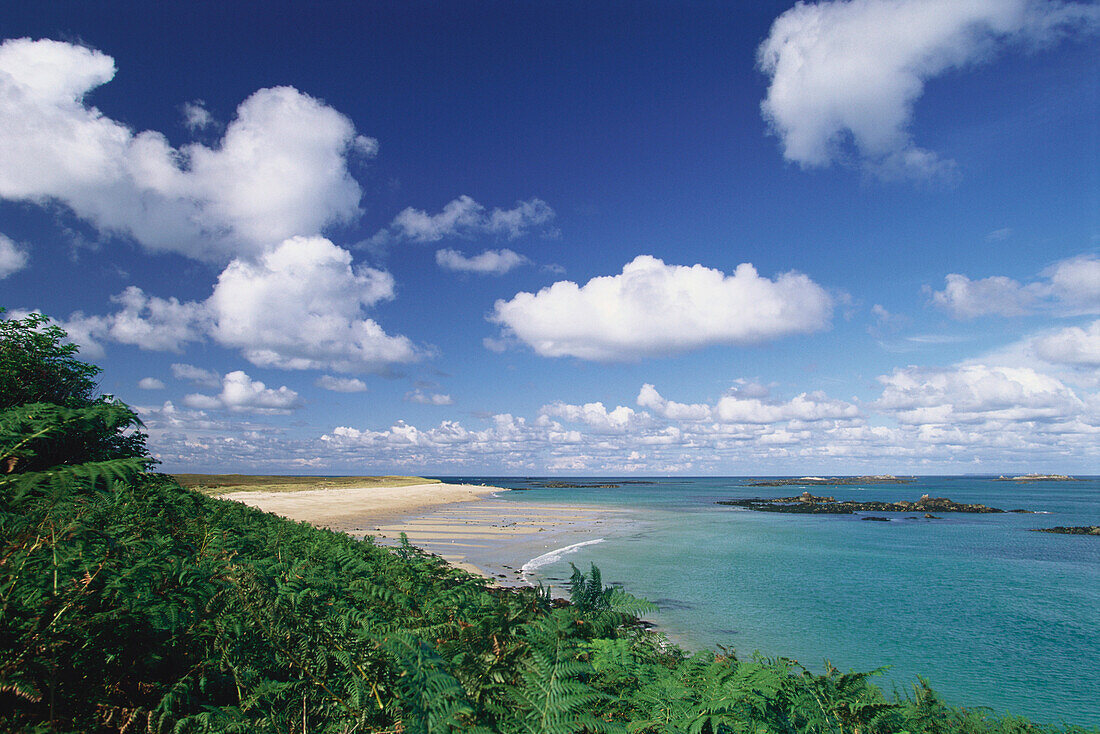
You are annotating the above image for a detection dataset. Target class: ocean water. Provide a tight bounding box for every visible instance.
[439,476,1100,725]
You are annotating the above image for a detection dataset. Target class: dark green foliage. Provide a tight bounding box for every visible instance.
[0,310,99,410]
[0,310,147,468]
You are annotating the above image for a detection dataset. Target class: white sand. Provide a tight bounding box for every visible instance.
[221,482,614,585]
[219,482,501,530]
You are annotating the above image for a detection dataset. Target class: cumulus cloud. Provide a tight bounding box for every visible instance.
[930,273,1037,318]
[62,237,421,373]
[405,389,454,405]
[435,248,529,275]
[208,236,419,372]
[637,383,859,424]
[491,255,833,361]
[758,0,1100,178]
[184,370,301,413]
[301,370,1090,473]
[0,38,375,262]
[541,401,646,433]
[876,363,1084,424]
[0,234,29,278]
[171,363,222,388]
[316,375,368,392]
[931,253,1100,318]
[375,195,555,244]
[138,377,165,390]
[636,384,713,422]
[64,286,210,353]
[1032,320,1100,367]
[1044,254,1100,314]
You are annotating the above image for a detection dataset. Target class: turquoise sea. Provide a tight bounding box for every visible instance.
[439,476,1100,726]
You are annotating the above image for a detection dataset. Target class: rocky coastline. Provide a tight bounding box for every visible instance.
[717,492,1031,515]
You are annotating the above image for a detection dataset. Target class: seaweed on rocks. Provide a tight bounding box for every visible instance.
[717,492,1016,514]
[1031,526,1100,535]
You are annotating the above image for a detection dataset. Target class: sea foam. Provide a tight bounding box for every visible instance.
[521,538,605,583]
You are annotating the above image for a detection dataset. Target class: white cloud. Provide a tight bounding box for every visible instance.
[637,382,859,424]
[876,363,1084,424]
[1044,254,1100,314]
[930,273,1036,318]
[637,384,713,421]
[0,38,374,262]
[64,286,209,353]
[0,234,29,278]
[64,237,420,373]
[184,370,301,414]
[491,255,833,361]
[316,375,368,392]
[435,248,529,275]
[405,389,453,405]
[171,362,222,388]
[377,195,555,244]
[180,100,214,131]
[541,401,646,433]
[303,369,1098,473]
[931,253,1100,318]
[716,391,859,424]
[1032,320,1100,367]
[758,0,1099,178]
[208,236,420,372]
[138,377,165,390]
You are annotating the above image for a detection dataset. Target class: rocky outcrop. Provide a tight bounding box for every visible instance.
[1031,526,1100,535]
[716,493,1012,514]
[747,475,912,487]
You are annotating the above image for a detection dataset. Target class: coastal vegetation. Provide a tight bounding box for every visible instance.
[174,474,440,496]
[2,310,1097,733]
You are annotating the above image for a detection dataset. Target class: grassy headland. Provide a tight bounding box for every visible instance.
[174,473,439,495]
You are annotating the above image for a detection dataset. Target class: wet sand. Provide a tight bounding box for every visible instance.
[220,481,623,586]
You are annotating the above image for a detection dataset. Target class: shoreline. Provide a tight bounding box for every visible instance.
[219,481,623,588]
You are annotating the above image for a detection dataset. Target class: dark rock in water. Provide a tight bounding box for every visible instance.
[522,481,621,489]
[924,513,941,519]
[1031,526,1100,535]
[862,516,891,522]
[1009,509,1034,513]
[651,597,695,610]
[747,475,912,487]
[716,494,1013,514]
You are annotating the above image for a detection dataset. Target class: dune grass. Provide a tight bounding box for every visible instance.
[172,473,440,495]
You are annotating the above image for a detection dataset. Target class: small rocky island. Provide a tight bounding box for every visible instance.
[1031,526,1100,535]
[746,475,912,487]
[515,481,631,489]
[995,474,1078,482]
[718,492,1029,514]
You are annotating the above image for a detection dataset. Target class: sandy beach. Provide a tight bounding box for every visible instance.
[220,481,621,585]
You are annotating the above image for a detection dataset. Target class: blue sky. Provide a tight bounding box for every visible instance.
[1,0,1098,475]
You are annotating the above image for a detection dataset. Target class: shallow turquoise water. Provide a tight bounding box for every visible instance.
[439,476,1100,725]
